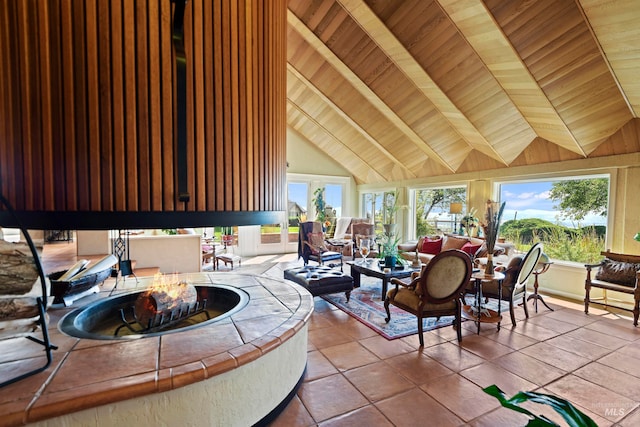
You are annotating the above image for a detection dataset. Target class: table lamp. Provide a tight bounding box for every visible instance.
[449,202,463,234]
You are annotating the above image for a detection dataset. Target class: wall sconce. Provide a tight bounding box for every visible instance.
[449,202,463,234]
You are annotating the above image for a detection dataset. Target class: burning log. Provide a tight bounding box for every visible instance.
[134,277,198,327]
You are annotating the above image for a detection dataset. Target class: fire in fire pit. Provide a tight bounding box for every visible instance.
[58,280,249,340]
[115,274,209,335]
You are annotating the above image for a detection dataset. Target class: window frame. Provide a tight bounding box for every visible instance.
[406,184,468,240]
[494,171,614,263]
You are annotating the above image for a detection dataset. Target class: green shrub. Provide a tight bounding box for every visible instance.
[501,219,604,264]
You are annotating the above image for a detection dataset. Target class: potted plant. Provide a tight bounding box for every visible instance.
[380,233,401,268]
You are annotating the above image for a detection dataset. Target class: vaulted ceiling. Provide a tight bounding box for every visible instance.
[286,0,640,184]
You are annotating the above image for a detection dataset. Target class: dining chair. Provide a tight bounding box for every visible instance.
[480,242,543,326]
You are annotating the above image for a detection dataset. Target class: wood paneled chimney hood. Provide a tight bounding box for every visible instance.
[0,0,287,230]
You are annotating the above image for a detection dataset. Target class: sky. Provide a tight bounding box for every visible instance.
[288,183,343,217]
[500,182,607,227]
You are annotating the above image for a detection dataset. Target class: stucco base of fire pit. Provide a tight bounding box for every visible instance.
[31,330,307,427]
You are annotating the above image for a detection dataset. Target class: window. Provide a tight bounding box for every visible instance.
[284,174,348,239]
[287,182,308,226]
[324,184,343,218]
[360,190,397,235]
[411,186,467,238]
[498,175,609,263]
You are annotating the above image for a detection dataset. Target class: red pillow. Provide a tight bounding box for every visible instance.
[420,237,442,255]
[461,242,482,256]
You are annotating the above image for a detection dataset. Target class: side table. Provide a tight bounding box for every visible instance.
[527,261,554,312]
[463,271,505,334]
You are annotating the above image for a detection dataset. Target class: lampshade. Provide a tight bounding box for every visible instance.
[449,203,463,214]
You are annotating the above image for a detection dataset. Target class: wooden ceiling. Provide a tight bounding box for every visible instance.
[286,0,640,184]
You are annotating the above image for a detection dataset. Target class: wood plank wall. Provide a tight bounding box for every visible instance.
[0,0,286,217]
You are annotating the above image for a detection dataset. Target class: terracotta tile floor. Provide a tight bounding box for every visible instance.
[34,242,640,425]
[270,281,640,426]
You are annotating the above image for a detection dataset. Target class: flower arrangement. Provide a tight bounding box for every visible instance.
[460,207,479,237]
[382,191,407,224]
[481,200,506,275]
[383,192,398,224]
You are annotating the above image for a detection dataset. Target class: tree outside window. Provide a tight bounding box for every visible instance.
[413,187,467,236]
[499,176,608,263]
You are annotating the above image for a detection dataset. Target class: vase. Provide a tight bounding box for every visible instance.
[384,255,397,269]
[485,253,495,276]
[383,223,397,236]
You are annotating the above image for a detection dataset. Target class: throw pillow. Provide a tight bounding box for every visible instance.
[461,242,482,256]
[441,234,469,251]
[307,232,327,254]
[596,258,639,287]
[420,237,443,255]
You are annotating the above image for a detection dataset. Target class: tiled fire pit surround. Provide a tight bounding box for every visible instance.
[0,272,313,427]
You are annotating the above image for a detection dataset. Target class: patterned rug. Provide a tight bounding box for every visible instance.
[322,279,503,340]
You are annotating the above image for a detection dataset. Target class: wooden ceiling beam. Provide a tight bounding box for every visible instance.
[578,0,640,118]
[336,0,508,165]
[438,0,587,157]
[287,99,387,184]
[287,65,416,179]
[288,10,455,172]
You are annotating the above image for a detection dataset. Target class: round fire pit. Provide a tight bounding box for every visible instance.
[59,284,249,340]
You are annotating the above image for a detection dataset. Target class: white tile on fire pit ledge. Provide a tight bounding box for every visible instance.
[239,284,275,299]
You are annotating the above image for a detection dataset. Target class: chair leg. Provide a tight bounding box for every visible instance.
[345,290,351,303]
[522,294,529,319]
[633,296,639,327]
[509,302,517,327]
[384,300,391,323]
[417,315,424,347]
[584,283,591,314]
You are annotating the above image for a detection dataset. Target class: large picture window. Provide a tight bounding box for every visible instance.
[360,190,398,235]
[498,175,609,263]
[410,186,467,238]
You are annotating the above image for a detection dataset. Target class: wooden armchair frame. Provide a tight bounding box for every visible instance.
[385,250,472,346]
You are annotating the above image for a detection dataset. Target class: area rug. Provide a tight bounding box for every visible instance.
[322,279,504,340]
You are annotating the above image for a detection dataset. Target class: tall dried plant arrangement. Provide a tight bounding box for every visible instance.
[481,200,506,275]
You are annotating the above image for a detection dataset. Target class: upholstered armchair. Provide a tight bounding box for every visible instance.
[386,250,472,346]
[477,242,542,326]
[298,221,343,270]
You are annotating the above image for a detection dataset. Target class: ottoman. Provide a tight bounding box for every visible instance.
[284,265,354,302]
